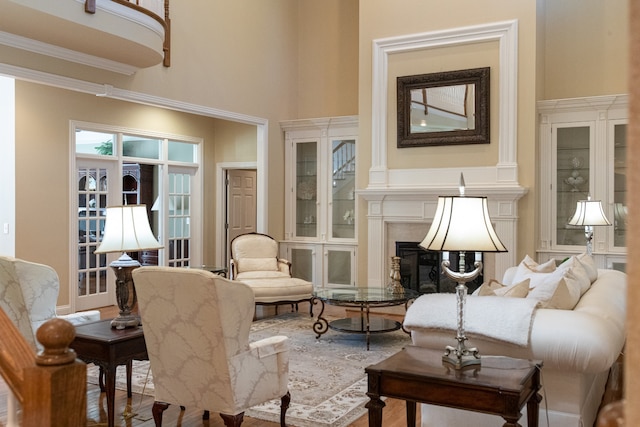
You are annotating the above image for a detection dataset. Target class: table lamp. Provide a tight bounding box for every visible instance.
[95,205,163,329]
[419,174,507,369]
[567,197,611,256]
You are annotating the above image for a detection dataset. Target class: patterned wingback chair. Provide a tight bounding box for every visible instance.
[0,256,64,349]
[132,266,290,427]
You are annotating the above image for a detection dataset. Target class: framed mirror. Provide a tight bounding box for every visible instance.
[397,67,490,147]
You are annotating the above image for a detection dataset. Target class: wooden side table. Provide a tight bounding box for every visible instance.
[70,319,148,427]
[365,346,542,427]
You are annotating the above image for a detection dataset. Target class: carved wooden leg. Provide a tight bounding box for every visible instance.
[152,401,170,427]
[280,391,291,426]
[220,412,244,427]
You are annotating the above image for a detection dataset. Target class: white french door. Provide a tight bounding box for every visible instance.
[75,160,118,310]
[164,167,199,267]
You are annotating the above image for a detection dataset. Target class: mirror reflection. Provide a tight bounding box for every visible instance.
[410,84,476,134]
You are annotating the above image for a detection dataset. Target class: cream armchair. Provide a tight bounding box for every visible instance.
[0,256,100,350]
[230,232,313,315]
[132,266,291,427]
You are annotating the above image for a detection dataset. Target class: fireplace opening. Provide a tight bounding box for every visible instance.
[395,241,483,294]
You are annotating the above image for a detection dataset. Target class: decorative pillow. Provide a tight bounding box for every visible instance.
[236,257,278,273]
[511,255,557,287]
[524,259,584,309]
[475,278,530,298]
[527,276,581,309]
[576,252,598,283]
[564,256,592,296]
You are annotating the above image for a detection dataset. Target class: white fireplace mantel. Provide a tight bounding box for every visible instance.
[363,20,527,287]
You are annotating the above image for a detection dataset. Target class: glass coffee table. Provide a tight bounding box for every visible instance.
[312,287,419,350]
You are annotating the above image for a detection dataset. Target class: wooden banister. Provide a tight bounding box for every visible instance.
[0,310,86,427]
[85,0,171,66]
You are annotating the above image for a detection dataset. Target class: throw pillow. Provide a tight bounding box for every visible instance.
[576,252,598,283]
[511,255,557,287]
[476,278,530,298]
[527,276,580,309]
[524,259,583,309]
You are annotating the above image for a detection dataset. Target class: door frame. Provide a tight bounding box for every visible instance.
[216,162,259,268]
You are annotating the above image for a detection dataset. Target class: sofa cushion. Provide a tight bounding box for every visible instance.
[475,278,530,297]
[236,270,290,280]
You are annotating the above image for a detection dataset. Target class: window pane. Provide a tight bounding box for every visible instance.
[76,130,115,156]
[123,135,161,159]
[168,140,197,162]
[331,139,356,239]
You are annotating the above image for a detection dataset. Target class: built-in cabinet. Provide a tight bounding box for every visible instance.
[538,95,627,270]
[280,116,358,288]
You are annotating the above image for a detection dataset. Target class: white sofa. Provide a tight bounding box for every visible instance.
[404,257,626,427]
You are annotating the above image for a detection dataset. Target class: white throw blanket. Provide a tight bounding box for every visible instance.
[403,294,540,347]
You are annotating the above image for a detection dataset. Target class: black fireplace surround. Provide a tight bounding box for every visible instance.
[395,242,483,294]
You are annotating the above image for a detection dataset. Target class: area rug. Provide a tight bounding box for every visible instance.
[86,311,411,427]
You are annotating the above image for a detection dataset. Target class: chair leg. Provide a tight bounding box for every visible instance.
[152,401,170,427]
[203,410,210,420]
[220,412,244,427]
[280,391,291,427]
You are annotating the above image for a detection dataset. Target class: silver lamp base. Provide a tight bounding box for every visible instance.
[442,342,481,369]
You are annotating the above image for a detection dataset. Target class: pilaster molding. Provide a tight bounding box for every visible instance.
[369,19,519,188]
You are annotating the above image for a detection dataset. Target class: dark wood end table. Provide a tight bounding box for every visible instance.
[70,319,148,427]
[365,346,542,427]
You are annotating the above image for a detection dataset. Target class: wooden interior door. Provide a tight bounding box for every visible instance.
[226,169,257,260]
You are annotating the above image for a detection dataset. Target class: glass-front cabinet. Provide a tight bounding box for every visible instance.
[538,95,627,270]
[281,116,358,288]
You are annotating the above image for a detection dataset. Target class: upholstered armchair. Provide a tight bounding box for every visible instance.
[230,232,314,314]
[132,266,291,427]
[0,256,100,350]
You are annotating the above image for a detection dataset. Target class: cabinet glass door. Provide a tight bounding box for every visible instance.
[325,247,354,287]
[290,247,314,283]
[556,125,591,246]
[330,139,356,239]
[613,123,627,248]
[295,141,318,238]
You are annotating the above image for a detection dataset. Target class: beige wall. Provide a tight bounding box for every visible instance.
[297,0,359,118]
[543,0,628,99]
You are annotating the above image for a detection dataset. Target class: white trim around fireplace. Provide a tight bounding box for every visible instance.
[362,20,527,287]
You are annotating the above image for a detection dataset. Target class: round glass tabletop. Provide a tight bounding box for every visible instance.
[313,287,419,305]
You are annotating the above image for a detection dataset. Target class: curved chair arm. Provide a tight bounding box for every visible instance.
[277,259,292,276]
[229,259,237,280]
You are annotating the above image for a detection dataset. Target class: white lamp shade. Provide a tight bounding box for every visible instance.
[95,205,163,253]
[420,196,507,252]
[567,200,611,226]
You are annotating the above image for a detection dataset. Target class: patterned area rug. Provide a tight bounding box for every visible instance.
[86,311,411,427]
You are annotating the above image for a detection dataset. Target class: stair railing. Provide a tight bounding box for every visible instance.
[84,0,171,66]
[0,309,86,427]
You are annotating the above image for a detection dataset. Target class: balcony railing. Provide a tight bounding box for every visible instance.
[85,0,171,67]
